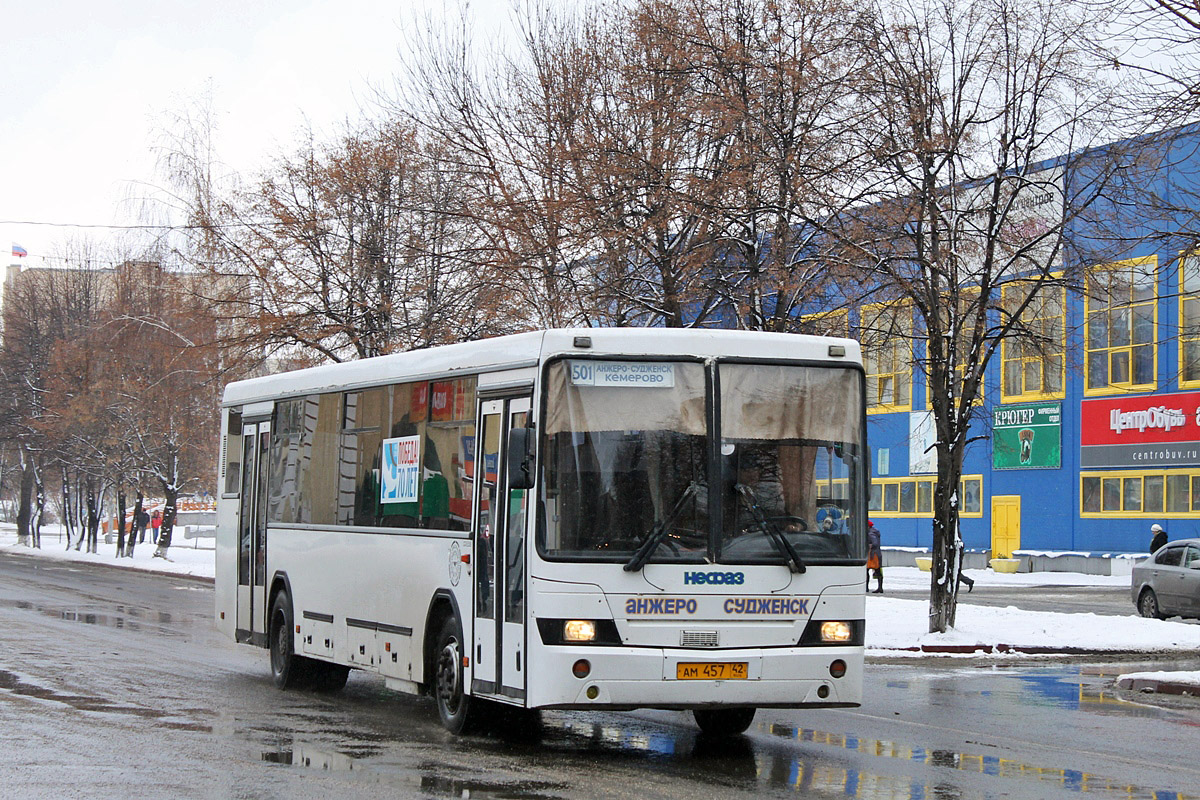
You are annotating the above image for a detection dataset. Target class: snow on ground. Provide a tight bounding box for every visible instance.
[0,523,215,580]
[884,565,1131,589]
[865,594,1200,654]
[1117,670,1200,689]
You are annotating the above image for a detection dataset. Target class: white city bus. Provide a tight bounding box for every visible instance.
[215,328,867,736]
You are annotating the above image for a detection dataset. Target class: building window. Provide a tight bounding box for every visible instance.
[924,288,985,407]
[1085,257,1157,394]
[1001,281,1065,401]
[799,308,849,338]
[1181,255,1200,387]
[1081,468,1200,517]
[868,475,983,518]
[860,303,912,413]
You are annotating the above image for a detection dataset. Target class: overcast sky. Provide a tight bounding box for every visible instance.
[0,0,513,267]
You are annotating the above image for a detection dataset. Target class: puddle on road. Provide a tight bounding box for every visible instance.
[242,665,1199,799]
[0,667,214,733]
[0,667,162,718]
[418,773,567,800]
[259,741,567,799]
[251,709,1195,800]
[2,598,185,636]
[763,722,1196,799]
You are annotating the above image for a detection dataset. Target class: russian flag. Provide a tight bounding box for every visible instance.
[11,243,27,257]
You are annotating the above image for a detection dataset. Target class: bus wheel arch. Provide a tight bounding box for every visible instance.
[268,583,308,689]
[423,591,460,694]
[267,572,292,634]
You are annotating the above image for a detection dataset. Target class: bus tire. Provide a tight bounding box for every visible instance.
[693,707,756,737]
[434,616,484,734]
[269,589,308,689]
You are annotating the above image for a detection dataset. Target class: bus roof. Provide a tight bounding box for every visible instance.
[221,328,861,407]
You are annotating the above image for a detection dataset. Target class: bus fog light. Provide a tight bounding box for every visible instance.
[564,620,597,642]
[817,684,830,699]
[586,685,599,699]
[829,659,847,678]
[572,659,591,679]
[820,621,852,643]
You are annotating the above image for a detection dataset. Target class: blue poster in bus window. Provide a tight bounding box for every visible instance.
[381,435,421,503]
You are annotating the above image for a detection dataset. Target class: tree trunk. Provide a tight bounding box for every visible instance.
[16,449,33,547]
[929,431,968,633]
[85,478,100,554]
[72,474,85,551]
[128,491,144,557]
[31,459,44,549]
[115,487,127,558]
[61,467,74,549]
[153,484,178,559]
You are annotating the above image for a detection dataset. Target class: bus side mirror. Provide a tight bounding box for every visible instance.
[507,426,535,490]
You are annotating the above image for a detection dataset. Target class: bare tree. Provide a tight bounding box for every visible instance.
[826,0,1158,631]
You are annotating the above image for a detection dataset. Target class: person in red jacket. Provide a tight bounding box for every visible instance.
[151,510,162,544]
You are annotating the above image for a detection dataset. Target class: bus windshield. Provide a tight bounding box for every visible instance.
[539,359,864,565]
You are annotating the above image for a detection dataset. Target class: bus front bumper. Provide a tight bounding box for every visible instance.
[524,645,863,711]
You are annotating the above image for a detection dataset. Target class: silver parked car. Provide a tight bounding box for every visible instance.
[1132,538,1200,619]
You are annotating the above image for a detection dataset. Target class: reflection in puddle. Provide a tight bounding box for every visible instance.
[765,723,1196,799]
[260,741,567,798]
[243,673,1197,800]
[4,599,183,636]
[262,743,358,771]
[418,774,566,800]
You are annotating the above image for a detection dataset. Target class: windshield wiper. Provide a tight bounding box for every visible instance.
[733,483,806,574]
[624,481,701,572]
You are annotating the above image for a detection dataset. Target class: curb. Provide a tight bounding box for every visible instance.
[877,644,1119,655]
[1116,677,1200,696]
[1,546,214,584]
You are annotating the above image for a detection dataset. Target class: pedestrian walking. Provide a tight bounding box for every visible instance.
[136,508,150,544]
[1150,523,1167,554]
[958,566,974,592]
[151,510,162,544]
[866,520,883,593]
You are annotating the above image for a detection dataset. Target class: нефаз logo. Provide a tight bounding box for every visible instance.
[683,571,745,585]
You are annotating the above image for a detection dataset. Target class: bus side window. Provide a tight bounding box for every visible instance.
[224,410,242,496]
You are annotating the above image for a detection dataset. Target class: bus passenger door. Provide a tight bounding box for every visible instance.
[501,399,530,699]
[236,419,271,645]
[472,395,531,701]
[472,401,502,693]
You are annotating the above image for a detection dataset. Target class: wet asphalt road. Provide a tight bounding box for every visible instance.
[1,550,1199,800]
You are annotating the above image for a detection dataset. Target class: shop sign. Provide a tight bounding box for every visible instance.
[1080,391,1200,468]
[993,402,1061,469]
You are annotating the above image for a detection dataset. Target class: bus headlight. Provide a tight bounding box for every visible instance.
[564,620,597,642]
[820,621,853,643]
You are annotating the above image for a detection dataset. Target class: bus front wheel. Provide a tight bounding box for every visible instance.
[269,590,308,689]
[434,617,485,734]
[693,707,756,736]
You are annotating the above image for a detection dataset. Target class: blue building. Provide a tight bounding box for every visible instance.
[826,126,1200,557]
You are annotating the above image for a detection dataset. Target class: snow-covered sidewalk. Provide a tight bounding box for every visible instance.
[0,524,215,581]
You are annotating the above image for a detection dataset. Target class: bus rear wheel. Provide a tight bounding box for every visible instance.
[434,617,485,734]
[269,590,308,689]
[693,707,756,737]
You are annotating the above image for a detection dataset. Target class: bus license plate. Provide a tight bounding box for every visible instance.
[676,662,748,680]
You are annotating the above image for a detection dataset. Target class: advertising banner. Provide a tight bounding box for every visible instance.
[1080,391,1200,468]
[993,402,1061,469]
[381,435,422,503]
[910,411,937,474]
